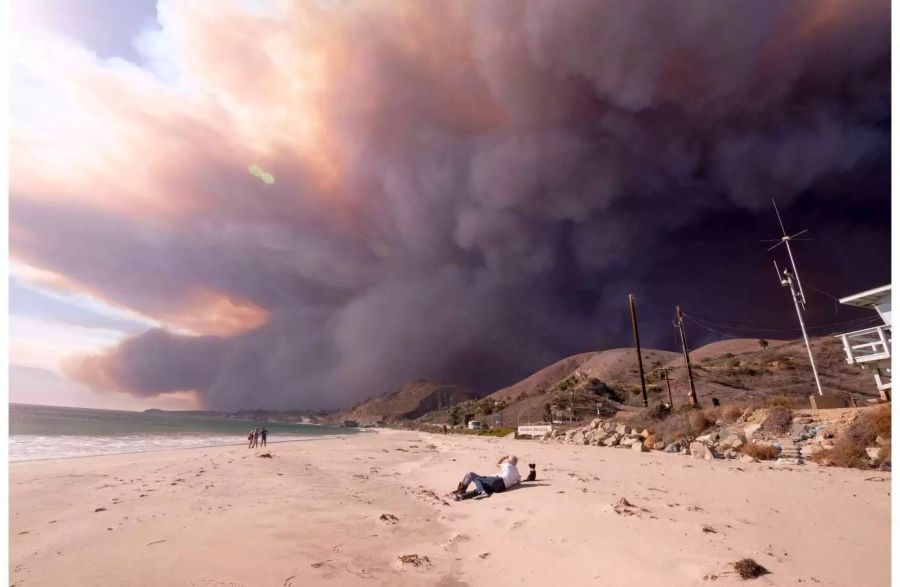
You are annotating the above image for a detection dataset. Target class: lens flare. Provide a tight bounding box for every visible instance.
[248,164,275,184]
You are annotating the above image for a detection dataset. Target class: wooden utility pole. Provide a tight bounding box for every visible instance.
[629,294,649,407]
[662,368,674,408]
[674,306,699,407]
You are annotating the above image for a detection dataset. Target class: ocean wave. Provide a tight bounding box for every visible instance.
[8,433,343,462]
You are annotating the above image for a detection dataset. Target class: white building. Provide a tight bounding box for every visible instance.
[835,284,891,400]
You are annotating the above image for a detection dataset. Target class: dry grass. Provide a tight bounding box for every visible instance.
[625,407,715,445]
[810,442,870,469]
[811,406,890,469]
[720,404,745,423]
[688,409,713,433]
[626,410,659,435]
[732,558,768,579]
[741,443,781,460]
[761,406,793,435]
[766,395,800,408]
[846,406,890,445]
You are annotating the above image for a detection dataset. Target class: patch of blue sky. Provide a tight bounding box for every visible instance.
[10,276,155,334]
[10,0,160,64]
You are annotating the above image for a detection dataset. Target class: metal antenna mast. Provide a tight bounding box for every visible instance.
[766,201,823,396]
[765,199,811,307]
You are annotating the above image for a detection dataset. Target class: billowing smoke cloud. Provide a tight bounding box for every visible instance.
[10,0,890,409]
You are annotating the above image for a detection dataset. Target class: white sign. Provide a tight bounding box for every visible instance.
[517,424,553,437]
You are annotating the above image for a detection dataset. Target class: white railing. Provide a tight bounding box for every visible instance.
[837,325,892,365]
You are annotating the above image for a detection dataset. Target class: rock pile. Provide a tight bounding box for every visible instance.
[539,409,886,468]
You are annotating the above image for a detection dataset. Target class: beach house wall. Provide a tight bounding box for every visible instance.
[835,285,891,400]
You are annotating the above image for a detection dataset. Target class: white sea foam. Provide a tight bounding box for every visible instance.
[8,433,338,462]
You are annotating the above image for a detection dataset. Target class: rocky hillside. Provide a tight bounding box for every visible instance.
[335,380,481,424]
[487,336,879,425]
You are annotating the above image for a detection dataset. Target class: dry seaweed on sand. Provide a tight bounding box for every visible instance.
[732,558,768,579]
[398,554,430,567]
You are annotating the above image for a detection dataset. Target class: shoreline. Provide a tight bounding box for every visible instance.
[8,431,367,465]
[10,429,890,586]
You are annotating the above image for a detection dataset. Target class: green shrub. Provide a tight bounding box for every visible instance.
[587,380,625,403]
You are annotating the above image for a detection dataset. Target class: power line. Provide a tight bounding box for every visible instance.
[633,295,880,341]
[802,280,841,302]
[687,313,881,337]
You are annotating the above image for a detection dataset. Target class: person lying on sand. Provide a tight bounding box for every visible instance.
[452,455,521,501]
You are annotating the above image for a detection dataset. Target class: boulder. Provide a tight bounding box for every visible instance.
[718,431,744,449]
[620,437,639,447]
[615,424,632,436]
[590,418,603,430]
[643,435,658,449]
[876,435,890,447]
[653,441,666,451]
[690,442,718,460]
[739,454,757,463]
[743,423,762,440]
[695,432,718,444]
[602,434,621,447]
[664,442,682,454]
[632,442,649,453]
[866,447,882,461]
[640,429,651,439]
[792,423,816,442]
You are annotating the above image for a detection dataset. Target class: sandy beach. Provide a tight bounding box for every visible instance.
[9,430,890,586]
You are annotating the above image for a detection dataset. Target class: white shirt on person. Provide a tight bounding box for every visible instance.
[498,462,520,488]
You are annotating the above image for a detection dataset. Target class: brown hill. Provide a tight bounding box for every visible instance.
[337,380,480,424]
[659,336,876,405]
[484,336,879,425]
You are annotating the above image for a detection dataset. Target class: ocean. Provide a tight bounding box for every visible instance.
[9,403,355,462]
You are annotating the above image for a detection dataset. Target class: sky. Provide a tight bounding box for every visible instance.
[8,0,891,411]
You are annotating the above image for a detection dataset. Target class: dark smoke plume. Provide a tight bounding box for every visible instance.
[10,0,890,409]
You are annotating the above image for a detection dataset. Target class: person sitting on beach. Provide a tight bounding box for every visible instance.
[260,428,268,447]
[452,455,521,500]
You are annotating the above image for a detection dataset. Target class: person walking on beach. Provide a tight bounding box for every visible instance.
[452,455,521,500]
[260,428,268,447]
[248,429,256,449]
